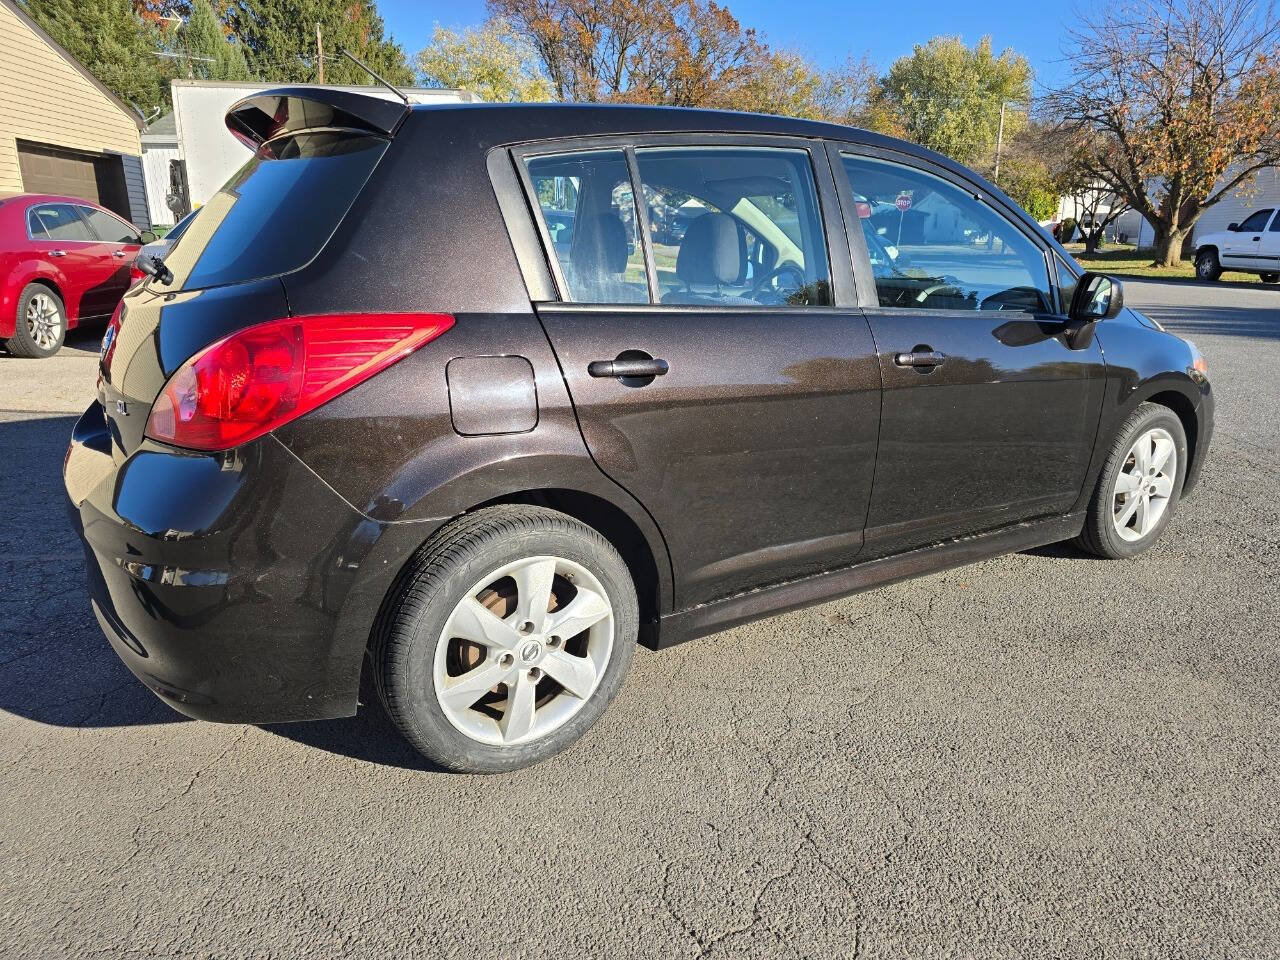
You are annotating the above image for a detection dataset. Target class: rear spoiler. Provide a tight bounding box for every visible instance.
[225,87,409,149]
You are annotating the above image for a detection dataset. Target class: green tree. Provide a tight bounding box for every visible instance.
[21,0,167,113]
[230,0,413,86]
[185,0,252,80]
[878,36,1032,168]
[416,19,551,101]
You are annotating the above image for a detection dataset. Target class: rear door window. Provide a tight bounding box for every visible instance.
[635,146,832,306]
[28,204,92,242]
[524,150,648,303]
[163,132,388,291]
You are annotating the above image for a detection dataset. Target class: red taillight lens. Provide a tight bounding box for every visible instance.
[145,313,454,451]
[129,266,146,286]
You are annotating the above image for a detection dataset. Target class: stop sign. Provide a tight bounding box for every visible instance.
[895,194,912,212]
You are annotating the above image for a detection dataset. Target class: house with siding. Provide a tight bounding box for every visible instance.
[0,0,151,228]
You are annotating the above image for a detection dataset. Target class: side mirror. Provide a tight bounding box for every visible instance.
[1227,222,1240,232]
[139,230,158,244]
[1070,272,1124,322]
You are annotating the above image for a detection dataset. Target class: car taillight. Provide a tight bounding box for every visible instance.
[145,313,454,451]
[129,265,146,286]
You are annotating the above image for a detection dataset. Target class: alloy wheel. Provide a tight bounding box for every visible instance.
[25,293,62,351]
[1112,427,1177,542]
[432,555,614,746]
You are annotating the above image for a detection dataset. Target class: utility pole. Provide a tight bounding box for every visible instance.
[994,101,1006,185]
[316,23,324,83]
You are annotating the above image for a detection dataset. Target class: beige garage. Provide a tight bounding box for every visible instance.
[0,0,150,227]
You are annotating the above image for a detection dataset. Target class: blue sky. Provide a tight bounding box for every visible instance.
[380,0,1075,88]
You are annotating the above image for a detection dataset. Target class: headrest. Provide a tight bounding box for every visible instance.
[570,212,629,278]
[676,213,742,286]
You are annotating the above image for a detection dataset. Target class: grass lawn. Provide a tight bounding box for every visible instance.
[1066,242,1267,283]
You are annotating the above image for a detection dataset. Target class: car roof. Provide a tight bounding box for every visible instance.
[0,192,113,210]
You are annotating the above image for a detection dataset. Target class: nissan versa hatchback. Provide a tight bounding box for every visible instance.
[65,89,1213,773]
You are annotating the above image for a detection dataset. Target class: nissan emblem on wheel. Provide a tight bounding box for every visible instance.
[63,89,1213,773]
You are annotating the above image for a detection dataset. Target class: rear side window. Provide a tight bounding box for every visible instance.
[164,132,388,291]
[82,208,139,243]
[28,204,92,242]
[524,150,648,304]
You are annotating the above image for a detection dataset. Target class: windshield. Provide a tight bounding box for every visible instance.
[161,132,388,291]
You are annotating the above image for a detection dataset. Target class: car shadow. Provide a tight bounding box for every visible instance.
[0,411,449,770]
[0,413,185,728]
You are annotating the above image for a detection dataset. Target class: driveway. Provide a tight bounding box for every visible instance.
[1,279,1277,958]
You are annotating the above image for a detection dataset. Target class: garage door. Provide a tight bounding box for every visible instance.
[16,141,130,219]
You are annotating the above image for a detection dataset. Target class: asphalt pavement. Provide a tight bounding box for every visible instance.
[1,278,1277,958]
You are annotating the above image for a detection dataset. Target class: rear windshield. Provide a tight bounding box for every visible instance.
[164,132,388,290]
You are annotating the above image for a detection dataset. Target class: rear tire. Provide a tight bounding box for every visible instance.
[4,283,65,358]
[1076,403,1188,559]
[1194,248,1221,282]
[1261,272,1279,284]
[373,505,638,773]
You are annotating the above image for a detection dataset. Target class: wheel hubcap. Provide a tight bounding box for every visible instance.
[1112,427,1177,542]
[25,293,62,350]
[433,555,614,746]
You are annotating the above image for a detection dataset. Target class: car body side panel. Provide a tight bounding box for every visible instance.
[1073,313,1213,505]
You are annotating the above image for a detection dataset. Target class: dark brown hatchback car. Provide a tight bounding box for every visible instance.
[65,89,1212,771]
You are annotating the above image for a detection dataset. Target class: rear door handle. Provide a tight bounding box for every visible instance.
[588,357,669,379]
[894,350,946,368]
[48,249,66,258]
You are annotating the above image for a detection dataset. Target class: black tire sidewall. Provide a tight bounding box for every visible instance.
[6,283,66,358]
[381,509,638,773]
[1086,404,1189,558]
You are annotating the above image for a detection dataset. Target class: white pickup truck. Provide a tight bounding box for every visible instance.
[1194,207,1280,283]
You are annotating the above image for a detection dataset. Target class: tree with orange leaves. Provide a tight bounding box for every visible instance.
[487,0,765,106]
[1047,0,1280,266]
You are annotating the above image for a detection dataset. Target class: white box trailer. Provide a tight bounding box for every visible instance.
[170,80,477,211]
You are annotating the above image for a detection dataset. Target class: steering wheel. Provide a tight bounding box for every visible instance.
[913,276,965,305]
[752,263,807,301]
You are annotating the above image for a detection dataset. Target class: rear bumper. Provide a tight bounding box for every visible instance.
[63,401,381,723]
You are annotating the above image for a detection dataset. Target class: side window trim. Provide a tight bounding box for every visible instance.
[624,147,661,303]
[27,203,95,243]
[831,142,1058,316]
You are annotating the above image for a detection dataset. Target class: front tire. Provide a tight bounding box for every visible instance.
[1076,403,1188,559]
[1194,248,1222,282]
[4,283,65,358]
[373,505,638,773]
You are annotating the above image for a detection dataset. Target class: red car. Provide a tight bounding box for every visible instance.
[0,193,152,358]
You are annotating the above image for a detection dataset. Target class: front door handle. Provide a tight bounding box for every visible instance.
[113,250,127,258]
[588,357,669,379]
[894,350,946,368]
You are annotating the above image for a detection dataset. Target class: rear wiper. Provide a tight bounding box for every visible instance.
[137,253,173,286]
